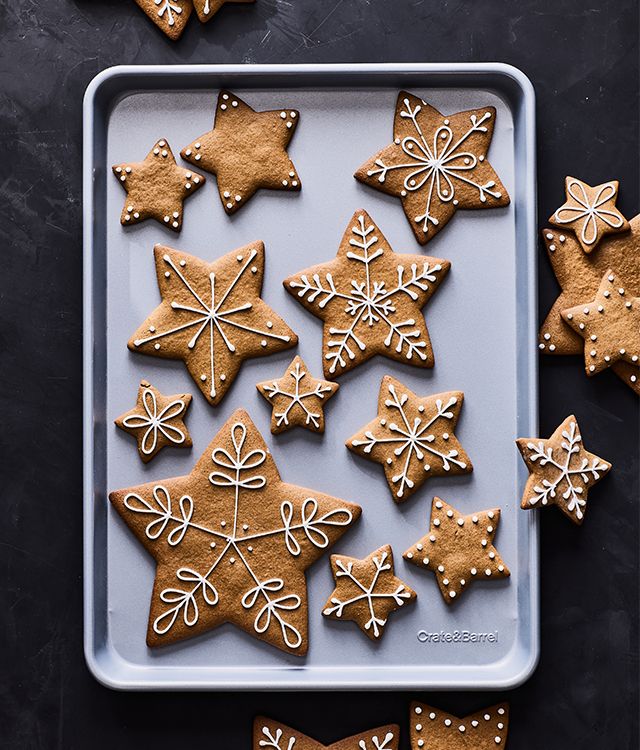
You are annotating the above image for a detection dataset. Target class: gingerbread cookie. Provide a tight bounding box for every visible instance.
[256,355,339,435]
[193,0,254,23]
[354,91,510,245]
[109,409,361,653]
[516,415,611,524]
[403,498,509,604]
[112,139,205,231]
[181,91,300,214]
[549,176,629,254]
[347,376,472,502]
[114,380,192,463]
[128,243,297,406]
[410,702,509,750]
[284,210,450,378]
[134,0,192,40]
[255,717,398,750]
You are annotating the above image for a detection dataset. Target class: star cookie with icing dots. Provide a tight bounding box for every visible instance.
[354,91,510,245]
[254,717,399,750]
[403,498,509,604]
[284,210,450,379]
[128,243,297,406]
[112,138,206,231]
[516,415,612,525]
[256,355,339,435]
[347,376,472,503]
[410,702,509,750]
[109,410,361,653]
[115,380,192,463]
[549,176,629,254]
[322,544,416,640]
[181,90,301,215]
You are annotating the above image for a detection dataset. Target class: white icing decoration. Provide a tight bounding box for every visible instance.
[154,0,182,27]
[553,179,625,245]
[261,360,334,428]
[259,727,296,750]
[122,386,187,455]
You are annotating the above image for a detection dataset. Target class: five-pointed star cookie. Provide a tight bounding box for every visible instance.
[403,498,509,604]
[128,243,297,406]
[181,90,301,215]
[562,270,640,376]
[410,701,509,750]
[516,415,612,525]
[322,544,416,640]
[114,380,192,463]
[254,717,399,750]
[109,410,361,653]
[284,210,450,379]
[135,0,193,40]
[550,176,629,254]
[112,139,206,231]
[354,91,510,245]
[256,355,339,435]
[347,376,472,503]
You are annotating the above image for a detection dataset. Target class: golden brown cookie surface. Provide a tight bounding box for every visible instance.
[410,701,509,750]
[254,717,399,750]
[134,0,193,41]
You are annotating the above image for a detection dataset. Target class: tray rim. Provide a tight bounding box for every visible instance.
[83,62,539,691]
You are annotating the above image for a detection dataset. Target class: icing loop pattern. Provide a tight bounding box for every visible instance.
[552,178,627,247]
[124,486,194,546]
[122,387,188,456]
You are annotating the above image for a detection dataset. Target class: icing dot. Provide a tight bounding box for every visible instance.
[266,321,273,328]
[154,343,160,350]
[406,551,413,559]
[415,707,423,715]
[290,112,296,118]
[222,93,229,100]
[429,713,436,720]
[251,266,257,273]
[280,111,286,119]
[546,233,553,240]
[471,568,477,575]
[200,375,206,381]
[232,100,238,107]
[224,191,230,198]
[444,719,452,727]
[149,326,155,332]
[435,501,443,509]
[261,340,267,347]
[220,374,226,381]
[235,195,242,202]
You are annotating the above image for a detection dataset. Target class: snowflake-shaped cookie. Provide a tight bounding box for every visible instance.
[516,415,611,524]
[284,210,450,378]
[410,702,509,750]
[347,376,472,502]
[255,717,398,750]
[354,91,510,245]
[109,410,360,653]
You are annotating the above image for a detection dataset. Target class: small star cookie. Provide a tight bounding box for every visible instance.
[254,717,399,750]
[516,415,612,525]
[114,380,192,463]
[410,702,509,750]
[403,498,509,604]
[256,355,339,435]
[181,90,301,214]
[322,544,417,640]
[112,139,205,231]
[134,0,193,41]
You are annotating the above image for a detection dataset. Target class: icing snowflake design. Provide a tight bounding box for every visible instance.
[258,727,297,750]
[255,719,397,750]
[284,210,450,378]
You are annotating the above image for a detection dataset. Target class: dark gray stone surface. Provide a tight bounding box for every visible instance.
[0,1,638,747]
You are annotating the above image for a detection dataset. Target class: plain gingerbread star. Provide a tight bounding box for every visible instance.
[403,497,509,604]
[410,701,509,750]
[134,0,193,40]
[181,90,301,215]
[254,717,399,750]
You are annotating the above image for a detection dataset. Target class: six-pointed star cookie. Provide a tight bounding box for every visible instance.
[254,717,399,750]
[134,0,193,40]
[410,701,509,750]
[112,138,206,231]
[516,415,612,525]
[181,90,301,214]
[256,355,339,435]
[114,380,192,463]
[354,91,510,245]
[128,243,297,406]
[193,0,254,23]
[550,176,629,254]
[284,210,450,378]
[109,410,361,653]
[347,376,472,502]
[403,498,509,604]
[322,544,416,640]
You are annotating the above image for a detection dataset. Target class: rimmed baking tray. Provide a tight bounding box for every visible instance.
[83,63,538,690]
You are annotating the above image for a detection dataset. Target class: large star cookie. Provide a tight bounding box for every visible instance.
[254,718,399,750]
[181,90,301,214]
[109,410,361,654]
[284,210,450,379]
[347,376,472,503]
[128,243,297,406]
[354,91,510,245]
[516,415,612,525]
[410,702,509,750]
[403,498,509,604]
[112,139,205,231]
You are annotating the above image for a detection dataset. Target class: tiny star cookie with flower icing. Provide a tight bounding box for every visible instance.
[549,176,629,254]
[403,498,509,604]
[256,355,339,435]
[112,139,205,231]
[128,242,297,406]
[322,544,416,640]
[109,409,360,653]
[516,415,611,525]
[114,380,192,463]
[181,90,301,215]
[254,717,399,750]
[354,91,510,245]
[410,701,509,750]
[284,210,450,378]
[347,376,472,503]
